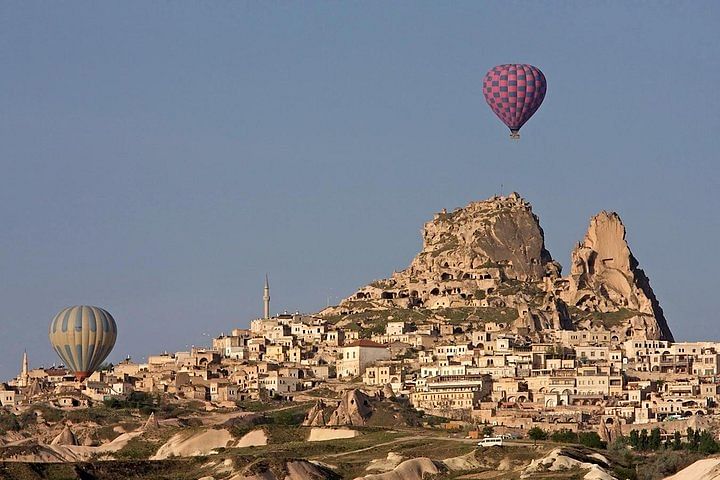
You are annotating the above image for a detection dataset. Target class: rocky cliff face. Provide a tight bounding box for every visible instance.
[325,193,673,341]
[558,211,674,341]
[408,192,557,283]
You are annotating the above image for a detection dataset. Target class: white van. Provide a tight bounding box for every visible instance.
[477,437,503,447]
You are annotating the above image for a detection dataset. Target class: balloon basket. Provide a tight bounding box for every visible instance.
[509,131,520,140]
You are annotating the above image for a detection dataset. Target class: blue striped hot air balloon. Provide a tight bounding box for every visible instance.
[48,306,117,381]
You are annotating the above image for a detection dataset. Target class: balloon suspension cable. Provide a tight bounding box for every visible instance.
[509,130,520,140]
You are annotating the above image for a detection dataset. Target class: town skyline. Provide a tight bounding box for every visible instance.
[2,2,720,394]
[3,4,720,477]
[0,185,716,382]
[4,193,720,480]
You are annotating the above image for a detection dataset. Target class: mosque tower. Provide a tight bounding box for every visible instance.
[263,274,270,320]
[20,350,29,388]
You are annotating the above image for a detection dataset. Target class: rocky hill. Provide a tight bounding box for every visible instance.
[323,193,673,341]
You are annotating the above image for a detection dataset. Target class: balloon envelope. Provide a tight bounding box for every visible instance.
[48,306,117,381]
[483,64,546,138]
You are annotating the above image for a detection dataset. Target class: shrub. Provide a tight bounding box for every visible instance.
[95,425,122,442]
[578,431,606,449]
[608,435,631,456]
[528,427,548,441]
[612,465,638,480]
[104,392,158,413]
[182,417,203,428]
[637,451,703,480]
[0,412,20,433]
[21,404,63,423]
[550,429,578,443]
[113,437,158,459]
[65,407,115,424]
[264,405,309,426]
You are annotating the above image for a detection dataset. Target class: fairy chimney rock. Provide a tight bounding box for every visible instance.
[327,389,372,427]
[562,211,673,341]
[303,400,327,427]
[51,426,78,446]
[142,412,159,431]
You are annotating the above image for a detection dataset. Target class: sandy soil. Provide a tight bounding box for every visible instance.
[201,410,256,426]
[236,429,268,448]
[307,427,360,442]
[151,428,234,460]
[664,458,720,480]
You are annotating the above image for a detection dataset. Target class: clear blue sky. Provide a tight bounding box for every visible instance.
[1,2,719,380]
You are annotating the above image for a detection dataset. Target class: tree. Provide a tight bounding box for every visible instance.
[649,427,662,450]
[686,427,699,451]
[0,412,20,434]
[672,431,682,450]
[529,426,548,444]
[481,425,494,438]
[686,427,694,449]
[639,429,649,451]
[629,429,640,449]
[699,430,719,454]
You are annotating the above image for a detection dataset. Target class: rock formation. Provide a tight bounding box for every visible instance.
[327,390,372,427]
[142,412,159,431]
[355,458,441,480]
[598,415,624,445]
[521,448,614,480]
[325,194,567,336]
[303,400,327,427]
[558,211,673,341]
[408,192,556,283]
[324,194,673,342]
[664,458,720,480]
[233,460,341,480]
[382,384,395,399]
[151,428,234,460]
[50,426,77,446]
[285,461,342,480]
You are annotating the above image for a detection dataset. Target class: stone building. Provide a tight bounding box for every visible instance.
[362,362,404,392]
[336,340,390,380]
[411,374,491,412]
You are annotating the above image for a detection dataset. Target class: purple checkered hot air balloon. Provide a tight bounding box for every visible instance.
[483,64,546,140]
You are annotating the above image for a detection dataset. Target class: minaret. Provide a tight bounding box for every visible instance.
[20,350,29,387]
[263,274,271,320]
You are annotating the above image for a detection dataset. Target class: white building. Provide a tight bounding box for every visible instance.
[336,340,390,380]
